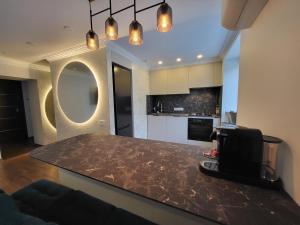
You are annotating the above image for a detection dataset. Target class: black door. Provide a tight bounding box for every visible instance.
[0,79,28,143]
[112,63,133,137]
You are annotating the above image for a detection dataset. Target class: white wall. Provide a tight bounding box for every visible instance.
[50,47,149,140]
[27,69,57,145]
[221,35,240,123]
[0,56,30,80]
[132,65,149,138]
[106,48,149,139]
[50,49,111,141]
[238,0,300,204]
[0,56,56,145]
[221,57,239,122]
[21,81,34,137]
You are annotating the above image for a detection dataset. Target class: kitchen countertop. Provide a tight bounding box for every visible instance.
[31,134,300,225]
[148,113,220,118]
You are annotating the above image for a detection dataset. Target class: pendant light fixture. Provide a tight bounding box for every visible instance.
[105,16,118,40]
[86,30,99,50]
[129,0,143,46]
[157,3,173,32]
[86,0,99,50]
[86,0,172,48]
[129,20,143,46]
[105,1,118,40]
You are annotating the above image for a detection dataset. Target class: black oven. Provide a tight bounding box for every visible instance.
[188,118,213,142]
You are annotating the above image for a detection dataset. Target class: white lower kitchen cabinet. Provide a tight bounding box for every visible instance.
[148,115,220,147]
[147,115,167,141]
[148,116,187,144]
[165,117,188,144]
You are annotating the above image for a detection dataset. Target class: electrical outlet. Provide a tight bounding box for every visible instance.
[174,107,184,112]
[98,120,106,126]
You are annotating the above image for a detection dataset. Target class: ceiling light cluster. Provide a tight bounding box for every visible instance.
[86,0,173,50]
[158,54,204,65]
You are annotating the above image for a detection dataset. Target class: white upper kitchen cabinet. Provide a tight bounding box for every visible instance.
[188,62,222,88]
[149,70,167,95]
[149,67,189,95]
[213,62,223,86]
[149,62,222,95]
[165,67,189,94]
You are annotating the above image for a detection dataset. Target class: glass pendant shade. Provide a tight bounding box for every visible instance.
[157,3,173,32]
[129,20,143,46]
[86,30,99,50]
[105,17,118,40]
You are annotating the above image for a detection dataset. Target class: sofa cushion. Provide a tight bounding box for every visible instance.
[18,213,58,225]
[12,180,72,220]
[11,179,158,225]
[0,192,18,215]
[12,179,71,201]
[0,192,57,225]
[105,208,157,225]
[46,190,116,225]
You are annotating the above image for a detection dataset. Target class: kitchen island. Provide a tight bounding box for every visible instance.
[31,134,300,225]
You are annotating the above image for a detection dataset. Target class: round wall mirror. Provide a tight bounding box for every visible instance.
[45,88,56,128]
[57,62,98,123]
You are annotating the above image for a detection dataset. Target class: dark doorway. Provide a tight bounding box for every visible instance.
[0,79,28,143]
[112,63,133,137]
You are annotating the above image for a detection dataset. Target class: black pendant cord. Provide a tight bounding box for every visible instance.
[109,0,112,17]
[90,0,166,21]
[134,0,136,21]
[111,4,134,16]
[89,0,93,31]
[136,0,165,14]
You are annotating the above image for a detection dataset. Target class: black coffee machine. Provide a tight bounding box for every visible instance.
[199,127,282,189]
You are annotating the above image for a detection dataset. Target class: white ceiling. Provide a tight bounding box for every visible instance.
[114,0,230,69]
[0,0,230,66]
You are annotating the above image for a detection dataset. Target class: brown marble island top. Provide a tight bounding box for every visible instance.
[31,134,300,225]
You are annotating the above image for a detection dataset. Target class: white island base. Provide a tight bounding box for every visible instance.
[59,168,218,225]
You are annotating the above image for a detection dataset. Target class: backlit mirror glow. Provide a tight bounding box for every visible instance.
[45,88,56,128]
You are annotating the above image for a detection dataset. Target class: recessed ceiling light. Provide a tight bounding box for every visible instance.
[197,54,203,59]
[158,61,163,65]
[176,58,182,62]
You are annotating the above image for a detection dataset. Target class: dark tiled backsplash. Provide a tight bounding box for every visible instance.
[147,87,221,115]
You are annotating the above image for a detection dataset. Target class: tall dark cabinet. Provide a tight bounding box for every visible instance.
[112,63,133,137]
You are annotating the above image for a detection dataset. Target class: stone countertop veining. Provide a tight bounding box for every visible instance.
[31,134,300,225]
